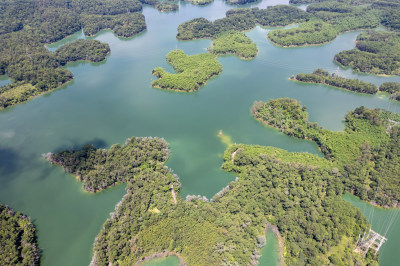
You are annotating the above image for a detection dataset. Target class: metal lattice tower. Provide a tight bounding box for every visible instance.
[355,229,387,256]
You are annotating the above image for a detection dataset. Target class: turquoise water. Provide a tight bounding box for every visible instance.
[0,1,399,265]
[0,74,11,87]
[259,229,280,266]
[343,194,400,266]
[142,255,180,266]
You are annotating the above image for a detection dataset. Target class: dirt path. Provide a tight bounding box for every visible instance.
[171,184,177,204]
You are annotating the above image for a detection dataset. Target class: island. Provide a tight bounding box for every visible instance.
[252,98,400,208]
[176,5,310,40]
[0,0,147,109]
[209,31,258,60]
[335,31,400,76]
[293,69,400,100]
[0,203,40,265]
[154,2,179,12]
[152,49,222,92]
[0,39,110,109]
[268,1,380,47]
[292,68,378,94]
[268,20,338,47]
[380,82,400,101]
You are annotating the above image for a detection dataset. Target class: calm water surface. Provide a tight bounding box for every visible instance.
[0,1,399,265]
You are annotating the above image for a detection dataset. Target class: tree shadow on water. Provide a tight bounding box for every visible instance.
[0,147,20,183]
[50,137,108,153]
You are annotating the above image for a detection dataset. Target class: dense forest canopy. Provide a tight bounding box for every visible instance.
[0,38,110,109]
[252,98,400,208]
[335,31,400,75]
[176,5,310,40]
[0,0,146,109]
[48,135,378,265]
[209,31,258,60]
[152,49,222,92]
[0,204,40,265]
[294,68,379,94]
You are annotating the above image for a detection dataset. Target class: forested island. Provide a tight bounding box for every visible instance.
[176,5,310,40]
[335,31,400,76]
[209,31,258,60]
[293,69,400,100]
[47,135,379,265]
[0,39,110,109]
[252,98,400,208]
[268,1,380,47]
[293,69,378,94]
[0,0,147,109]
[152,50,222,92]
[0,203,40,265]
[380,82,400,101]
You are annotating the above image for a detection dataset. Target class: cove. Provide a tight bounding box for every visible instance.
[0,1,399,265]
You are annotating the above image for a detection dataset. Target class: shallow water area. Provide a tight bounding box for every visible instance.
[141,255,180,266]
[259,229,279,266]
[0,1,400,265]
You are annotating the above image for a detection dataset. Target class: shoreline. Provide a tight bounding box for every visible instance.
[266,223,285,266]
[289,77,377,95]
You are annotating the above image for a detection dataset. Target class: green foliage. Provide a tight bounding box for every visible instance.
[295,68,379,94]
[210,31,258,60]
[379,82,400,101]
[225,0,258,4]
[335,31,400,75]
[47,137,169,192]
[152,50,222,92]
[154,2,179,12]
[50,136,375,265]
[176,6,310,40]
[186,0,214,5]
[371,0,400,30]
[0,0,146,109]
[379,82,400,94]
[306,1,381,32]
[0,203,40,265]
[81,13,146,38]
[55,39,110,64]
[268,21,338,47]
[252,98,400,207]
[0,36,109,109]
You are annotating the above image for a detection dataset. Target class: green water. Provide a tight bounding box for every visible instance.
[343,194,400,266]
[259,229,280,266]
[142,255,180,266]
[0,1,399,265]
[0,74,11,87]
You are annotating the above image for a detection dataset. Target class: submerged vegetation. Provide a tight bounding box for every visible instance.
[252,98,400,208]
[48,135,377,265]
[152,50,222,92]
[0,203,40,265]
[210,31,258,60]
[335,31,400,75]
[294,68,378,94]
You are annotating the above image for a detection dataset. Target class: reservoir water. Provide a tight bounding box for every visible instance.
[0,1,399,265]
